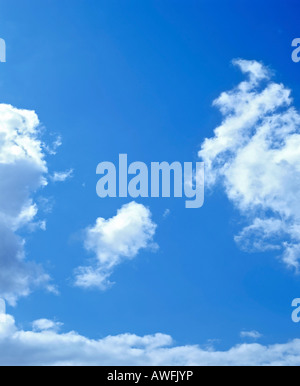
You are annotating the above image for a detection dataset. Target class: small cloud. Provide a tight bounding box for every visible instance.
[74,202,157,290]
[32,319,63,332]
[163,209,171,218]
[37,197,55,214]
[27,220,47,233]
[46,284,60,296]
[240,330,262,340]
[51,169,74,183]
[43,136,62,155]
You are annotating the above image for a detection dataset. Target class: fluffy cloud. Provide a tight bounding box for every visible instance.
[199,59,300,270]
[0,104,54,305]
[32,319,63,332]
[0,305,298,366]
[74,202,157,290]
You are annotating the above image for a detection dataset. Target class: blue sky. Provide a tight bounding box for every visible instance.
[0,0,300,365]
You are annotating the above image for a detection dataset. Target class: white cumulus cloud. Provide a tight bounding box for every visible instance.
[0,304,298,366]
[0,103,58,305]
[199,59,300,270]
[74,201,157,290]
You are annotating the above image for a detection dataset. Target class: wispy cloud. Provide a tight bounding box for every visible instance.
[51,169,74,182]
[163,209,171,218]
[74,201,157,290]
[43,135,62,155]
[199,59,300,270]
[240,330,262,340]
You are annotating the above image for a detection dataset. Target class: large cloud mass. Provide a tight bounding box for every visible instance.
[199,59,300,270]
[0,305,299,366]
[0,104,52,305]
[74,202,157,290]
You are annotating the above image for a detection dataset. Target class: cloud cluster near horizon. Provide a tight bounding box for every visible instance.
[199,59,300,270]
[0,305,297,366]
[74,201,157,290]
